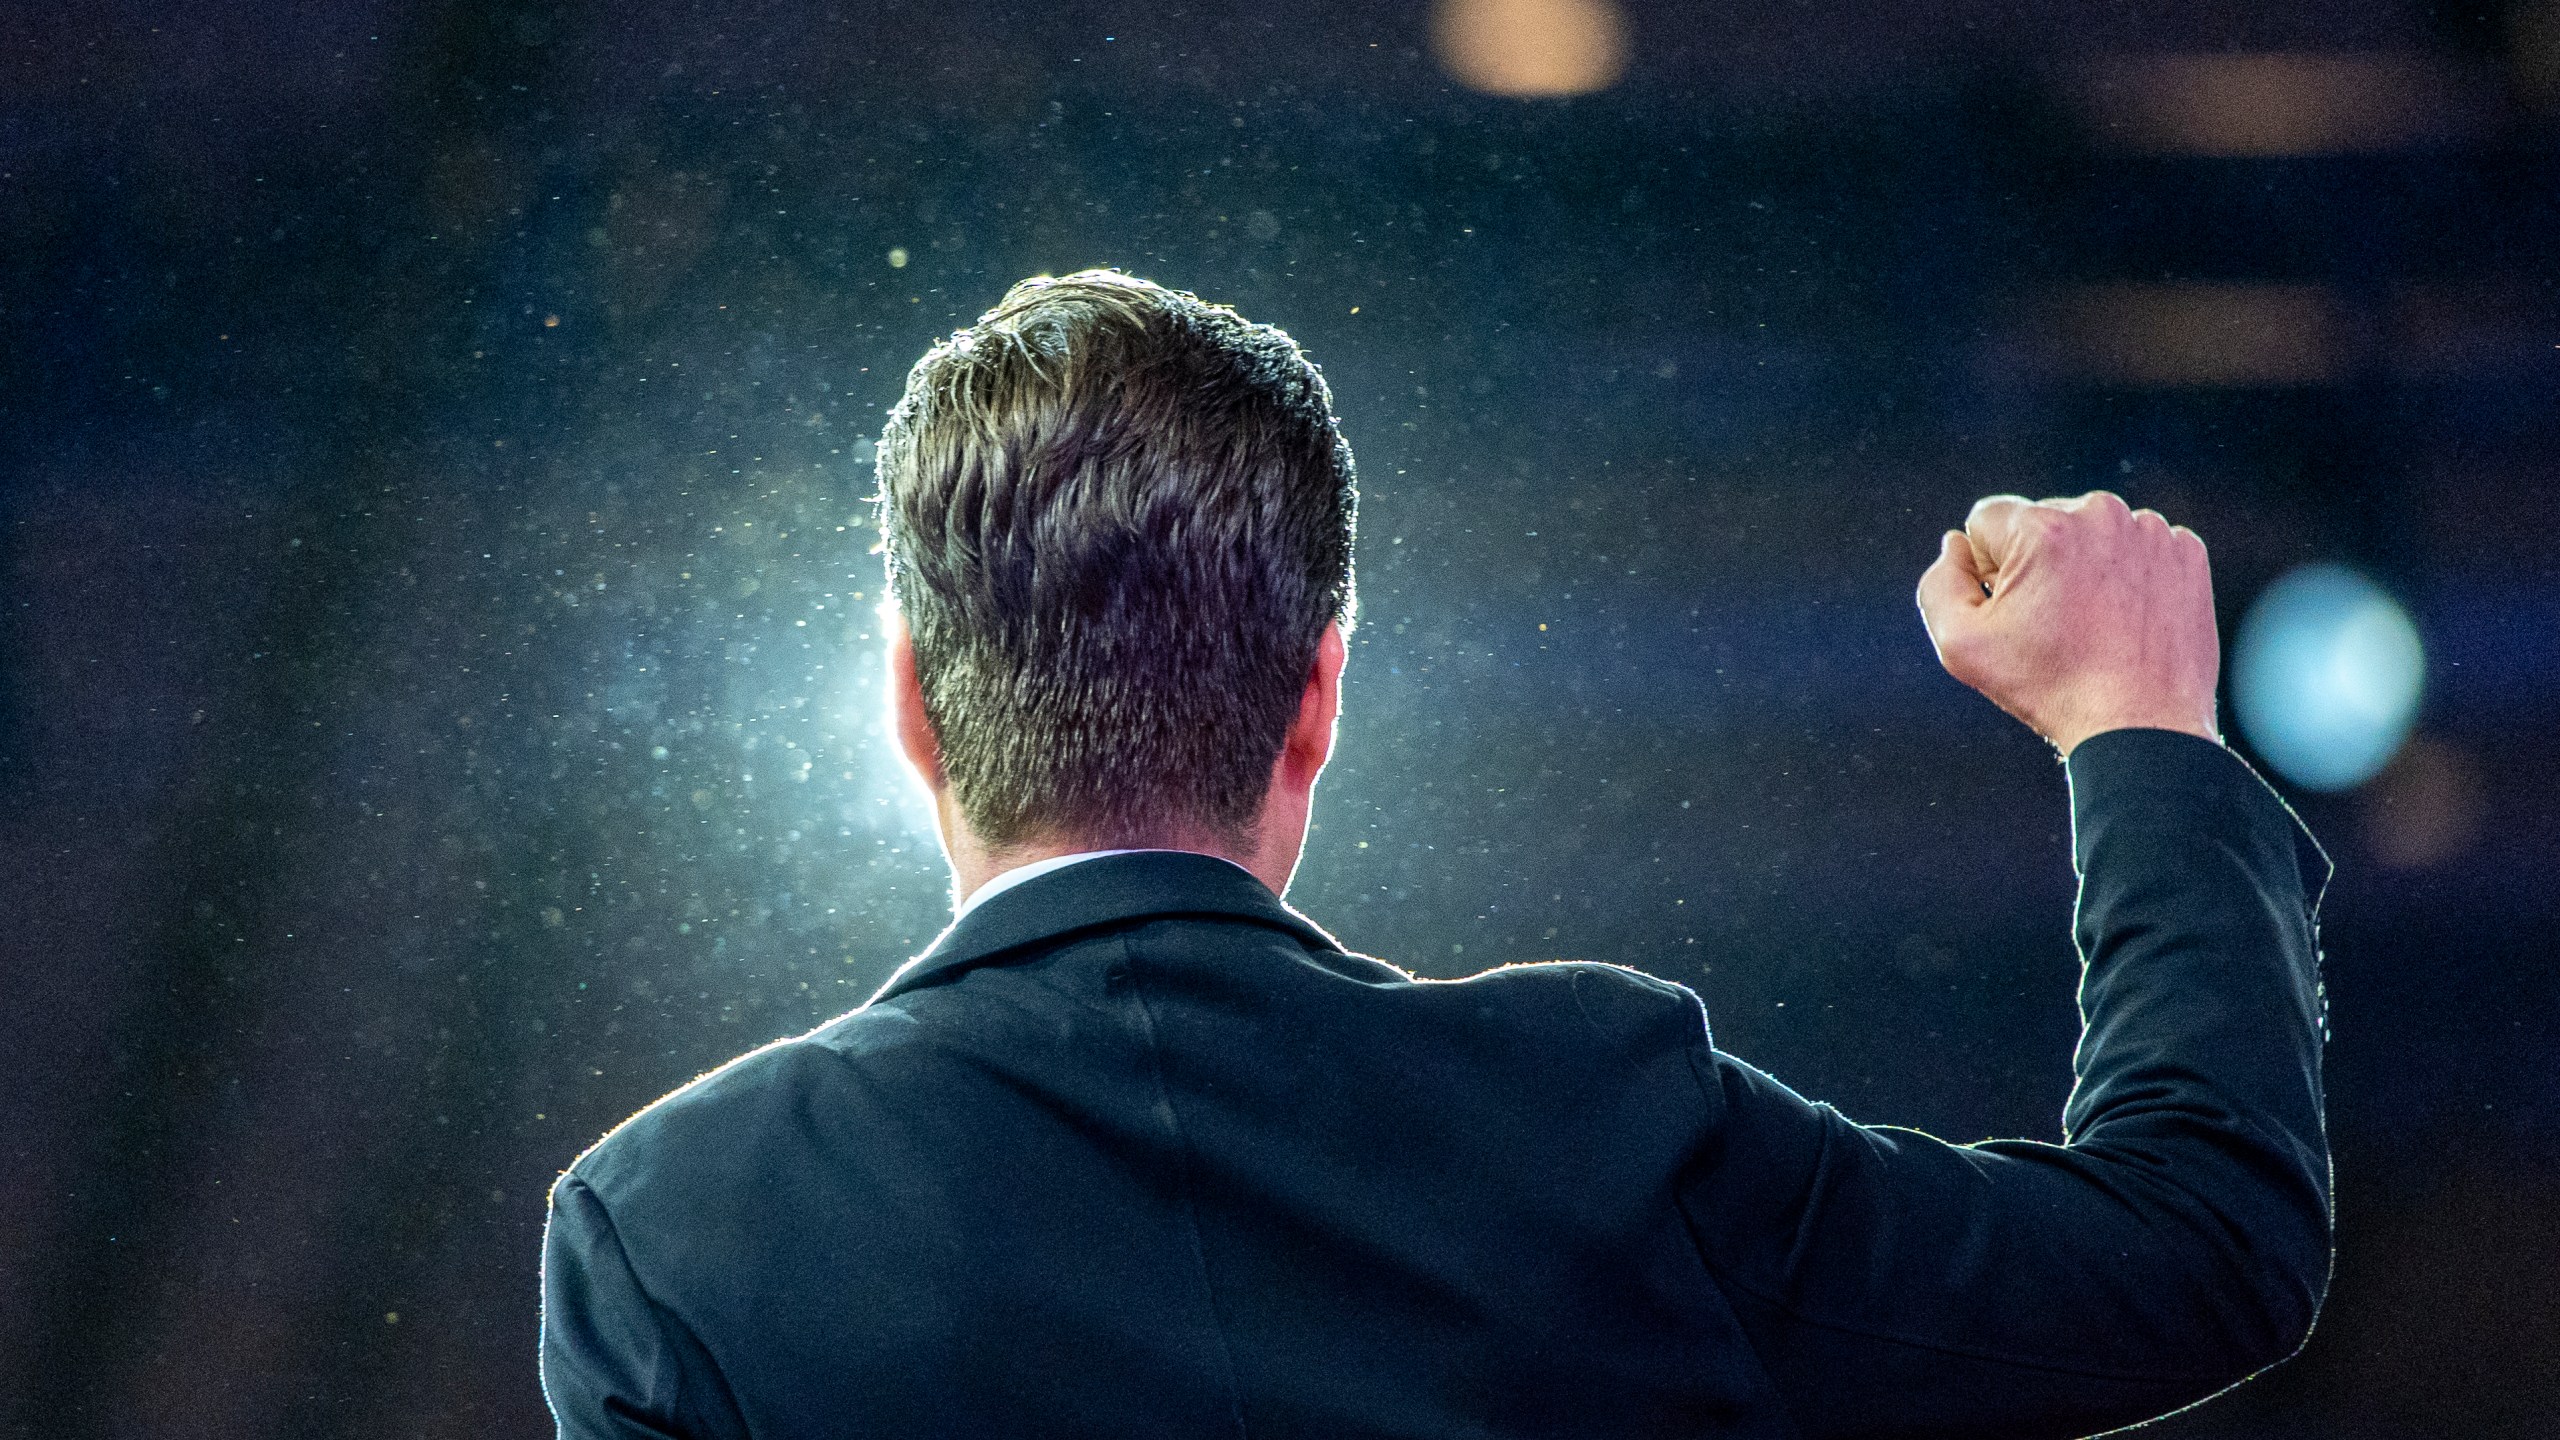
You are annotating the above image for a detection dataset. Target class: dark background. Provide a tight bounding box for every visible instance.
[5,0,2555,1433]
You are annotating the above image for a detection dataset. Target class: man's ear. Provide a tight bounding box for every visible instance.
[1279,621,1348,790]
[886,615,946,790]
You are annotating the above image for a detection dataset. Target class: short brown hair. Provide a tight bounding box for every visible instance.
[876,270,1357,848]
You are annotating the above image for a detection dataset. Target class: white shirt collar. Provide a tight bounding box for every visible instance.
[953,848,1263,921]
[954,849,1140,920]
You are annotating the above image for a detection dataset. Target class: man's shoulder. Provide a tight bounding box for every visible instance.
[1418,956,1710,1050]
[1240,931,1703,1038]
[564,1000,934,1205]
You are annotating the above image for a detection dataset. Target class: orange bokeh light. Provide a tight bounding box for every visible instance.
[1432,0,1630,99]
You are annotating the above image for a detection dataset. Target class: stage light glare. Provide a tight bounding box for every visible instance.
[2041,283,2351,389]
[2071,52,2482,156]
[2234,563,2426,792]
[1431,0,1629,98]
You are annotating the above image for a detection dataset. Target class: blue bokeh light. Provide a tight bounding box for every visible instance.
[2233,563,2426,792]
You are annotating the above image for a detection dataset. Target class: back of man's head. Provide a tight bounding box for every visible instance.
[877,270,1358,851]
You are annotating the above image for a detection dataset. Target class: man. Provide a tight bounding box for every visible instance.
[542,271,2330,1438]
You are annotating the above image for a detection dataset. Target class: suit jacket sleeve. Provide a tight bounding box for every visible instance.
[541,1173,747,1440]
[1678,728,2333,1440]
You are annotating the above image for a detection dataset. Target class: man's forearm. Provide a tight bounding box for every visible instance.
[2062,726,2333,1365]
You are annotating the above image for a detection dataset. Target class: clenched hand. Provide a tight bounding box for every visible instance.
[1916,491,2221,757]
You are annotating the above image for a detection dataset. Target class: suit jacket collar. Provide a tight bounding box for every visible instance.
[869,850,1343,1004]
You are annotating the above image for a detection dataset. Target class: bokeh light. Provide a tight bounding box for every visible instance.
[2069,52,2483,156]
[2361,734,2485,870]
[1430,0,1629,98]
[2042,282,2352,388]
[2234,563,2427,792]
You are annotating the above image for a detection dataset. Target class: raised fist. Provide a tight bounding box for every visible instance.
[1916,491,2221,757]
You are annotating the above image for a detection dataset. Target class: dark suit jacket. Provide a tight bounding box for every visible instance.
[542,729,2332,1439]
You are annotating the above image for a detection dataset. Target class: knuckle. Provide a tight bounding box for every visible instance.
[1967,493,2030,524]
[2053,489,2129,519]
[2078,489,2140,530]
